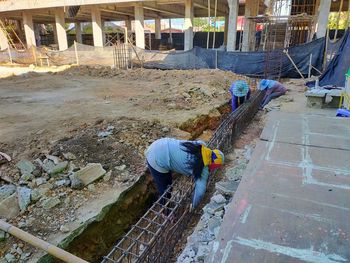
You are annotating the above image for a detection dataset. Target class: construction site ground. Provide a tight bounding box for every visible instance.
[0,64,339,263]
[0,65,252,262]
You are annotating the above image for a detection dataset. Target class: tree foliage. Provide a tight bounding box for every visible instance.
[328,12,350,29]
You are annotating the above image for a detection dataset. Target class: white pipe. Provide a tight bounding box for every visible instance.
[0,220,89,263]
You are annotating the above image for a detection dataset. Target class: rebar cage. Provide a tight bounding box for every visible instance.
[102,91,264,263]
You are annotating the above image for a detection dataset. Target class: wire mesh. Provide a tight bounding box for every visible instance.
[101,90,264,263]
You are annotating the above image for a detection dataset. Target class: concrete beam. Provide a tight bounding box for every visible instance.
[75,22,82,43]
[134,4,145,49]
[193,0,228,16]
[316,0,332,38]
[54,7,68,50]
[155,18,161,39]
[143,3,183,17]
[23,11,36,47]
[226,0,238,51]
[242,0,258,51]
[0,0,154,12]
[91,5,104,47]
[184,0,193,50]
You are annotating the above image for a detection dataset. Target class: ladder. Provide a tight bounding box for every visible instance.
[0,19,26,50]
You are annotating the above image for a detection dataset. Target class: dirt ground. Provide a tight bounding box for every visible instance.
[0,65,253,262]
[0,63,335,262]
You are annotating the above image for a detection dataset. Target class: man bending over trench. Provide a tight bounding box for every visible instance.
[259,79,287,109]
[145,138,224,212]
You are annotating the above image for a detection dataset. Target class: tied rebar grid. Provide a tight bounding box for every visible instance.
[101,176,194,263]
[102,91,264,263]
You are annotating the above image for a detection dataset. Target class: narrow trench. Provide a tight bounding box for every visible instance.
[40,103,232,263]
[171,111,264,262]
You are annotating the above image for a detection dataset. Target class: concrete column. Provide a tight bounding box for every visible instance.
[226,0,239,51]
[52,23,58,44]
[34,23,41,46]
[316,0,331,38]
[155,18,161,39]
[75,22,82,43]
[134,4,145,49]
[169,19,173,44]
[125,18,132,31]
[224,15,228,46]
[54,8,68,50]
[91,5,103,47]
[184,0,193,50]
[0,20,9,50]
[15,20,25,42]
[242,0,258,51]
[23,11,36,47]
[102,20,106,45]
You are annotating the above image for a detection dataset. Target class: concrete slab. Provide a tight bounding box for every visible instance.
[208,112,350,263]
[261,111,350,151]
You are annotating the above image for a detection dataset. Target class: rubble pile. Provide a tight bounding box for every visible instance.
[176,144,255,263]
[0,117,170,261]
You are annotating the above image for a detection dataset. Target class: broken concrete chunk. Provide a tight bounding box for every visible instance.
[69,173,84,189]
[41,159,55,173]
[0,230,6,242]
[48,161,68,176]
[115,164,126,171]
[98,131,112,138]
[0,184,16,202]
[215,180,239,196]
[35,177,46,186]
[46,155,60,165]
[74,163,106,186]
[203,202,225,215]
[59,225,70,233]
[4,253,16,263]
[211,194,226,204]
[103,171,112,182]
[31,189,42,202]
[208,217,221,235]
[62,152,76,160]
[42,196,61,210]
[17,187,32,212]
[0,193,20,219]
[16,160,35,175]
[196,245,210,261]
[56,179,70,187]
[20,173,34,182]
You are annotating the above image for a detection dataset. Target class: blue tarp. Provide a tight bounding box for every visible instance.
[195,37,325,78]
[308,29,350,87]
[144,37,325,79]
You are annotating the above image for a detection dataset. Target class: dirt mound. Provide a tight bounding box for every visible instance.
[53,117,170,177]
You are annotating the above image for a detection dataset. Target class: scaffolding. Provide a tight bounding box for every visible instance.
[244,0,317,79]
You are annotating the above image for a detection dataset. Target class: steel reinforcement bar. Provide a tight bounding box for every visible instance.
[101,90,264,263]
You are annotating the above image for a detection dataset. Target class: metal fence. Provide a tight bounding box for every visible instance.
[101,90,264,263]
